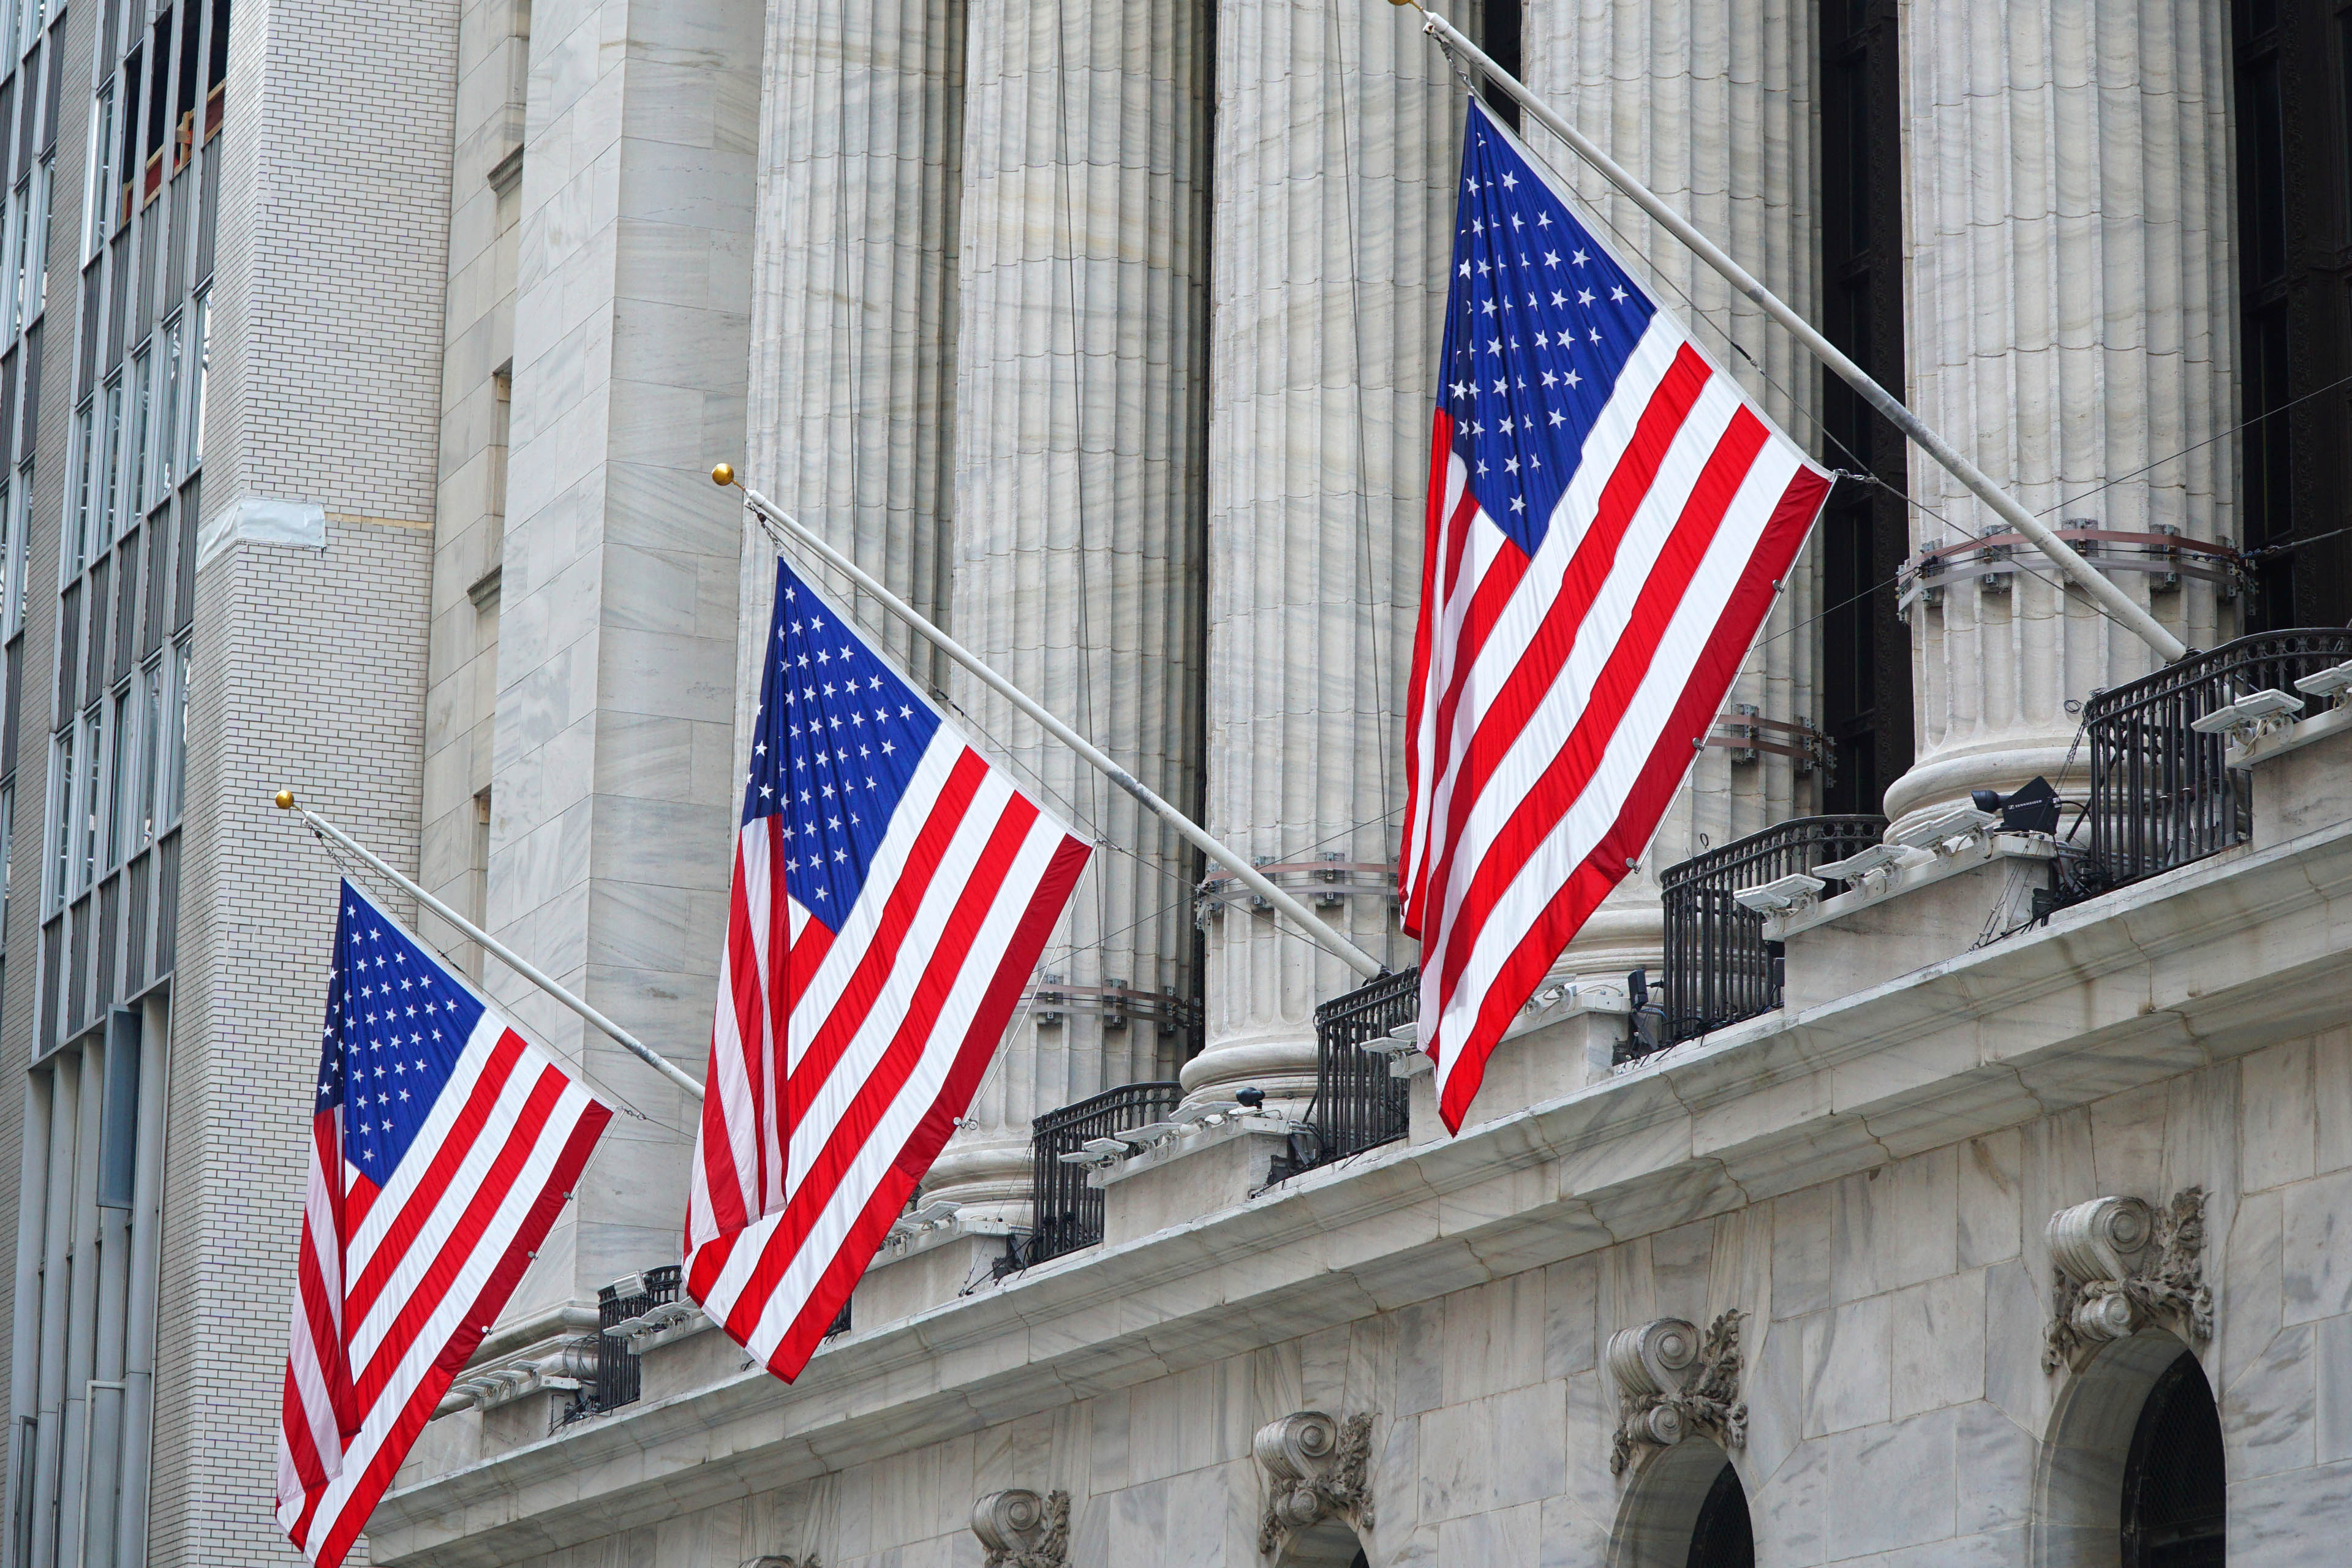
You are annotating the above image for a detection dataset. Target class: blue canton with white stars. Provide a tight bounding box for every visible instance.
[315,881,487,1187]
[1442,100,1658,558]
[743,558,944,934]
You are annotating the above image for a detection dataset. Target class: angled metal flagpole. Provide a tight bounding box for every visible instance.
[717,466,1391,981]
[273,790,707,1099]
[1403,1,2190,665]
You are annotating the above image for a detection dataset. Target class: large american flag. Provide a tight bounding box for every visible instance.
[1401,100,1833,1129]
[685,557,1091,1382]
[276,882,611,1566]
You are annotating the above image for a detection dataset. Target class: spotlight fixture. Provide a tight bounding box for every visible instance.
[1968,775,2062,837]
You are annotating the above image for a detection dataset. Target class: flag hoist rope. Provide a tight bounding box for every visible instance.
[274,790,709,1100]
[723,471,1392,981]
[1402,1,2190,665]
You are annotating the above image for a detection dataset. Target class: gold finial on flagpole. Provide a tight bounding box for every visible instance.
[274,789,296,810]
[711,462,736,487]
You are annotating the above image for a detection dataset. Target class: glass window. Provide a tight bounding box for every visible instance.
[83,85,113,259]
[161,639,187,827]
[46,726,70,911]
[156,314,182,492]
[0,184,17,344]
[0,777,14,940]
[17,0,40,58]
[28,153,51,324]
[97,373,123,547]
[184,290,208,472]
[105,686,130,869]
[135,657,160,848]
[0,469,18,635]
[78,704,102,891]
[65,401,93,579]
[7,176,27,339]
[126,346,149,518]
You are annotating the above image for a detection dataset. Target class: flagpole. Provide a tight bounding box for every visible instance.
[273,790,708,1101]
[1404,2,2190,666]
[718,469,1392,982]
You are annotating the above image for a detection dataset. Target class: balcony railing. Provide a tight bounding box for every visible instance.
[1028,1080,1183,1264]
[1294,967,1417,1174]
[590,1263,679,1413]
[1655,814,1888,1054]
[2084,628,2352,892]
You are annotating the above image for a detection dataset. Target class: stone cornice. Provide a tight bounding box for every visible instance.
[373,814,2352,1566]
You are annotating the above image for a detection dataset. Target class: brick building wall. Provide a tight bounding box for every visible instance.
[146,0,454,1554]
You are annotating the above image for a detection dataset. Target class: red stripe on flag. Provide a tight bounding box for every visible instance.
[306,1101,608,1568]
[781,748,992,1144]
[726,823,775,1223]
[718,794,1047,1350]
[1415,346,1714,953]
[1431,405,1770,1011]
[349,1060,570,1411]
[762,830,1094,1381]
[1403,410,1469,929]
[1436,456,1828,1128]
[1406,469,1518,937]
[341,1031,528,1329]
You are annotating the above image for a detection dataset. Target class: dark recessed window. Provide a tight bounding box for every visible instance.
[2121,1349,2226,1568]
[1686,1458,1754,1568]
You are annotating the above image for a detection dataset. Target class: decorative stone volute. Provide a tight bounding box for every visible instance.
[2043,1189,2213,1373]
[1607,1311,1747,1476]
[1254,1410,1375,1555]
[971,1489,1069,1568]
[745,1556,819,1568]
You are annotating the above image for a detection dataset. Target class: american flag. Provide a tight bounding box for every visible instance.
[685,557,1090,1382]
[1400,100,1833,1129]
[276,881,611,1567]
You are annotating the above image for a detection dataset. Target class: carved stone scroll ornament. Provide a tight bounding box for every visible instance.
[744,1556,820,1568]
[971,1488,1069,1568]
[2041,1189,2214,1374]
[1607,1311,1748,1477]
[1254,1410,1376,1556]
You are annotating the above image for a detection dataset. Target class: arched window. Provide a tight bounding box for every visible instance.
[2120,1349,2225,1568]
[1611,1442,1754,1568]
[1684,1460,1754,1568]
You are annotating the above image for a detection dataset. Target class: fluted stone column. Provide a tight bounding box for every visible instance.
[921,0,1213,1220]
[1883,0,2233,829]
[741,0,967,726]
[1521,0,1822,982]
[1183,0,1466,1110]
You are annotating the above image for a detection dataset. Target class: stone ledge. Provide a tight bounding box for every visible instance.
[372,808,2352,1566]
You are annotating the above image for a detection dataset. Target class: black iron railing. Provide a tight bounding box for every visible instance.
[1656,814,1888,1053]
[1296,967,1417,1172]
[1028,1080,1184,1264]
[590,1263,680,1413]
[2084,629,2352,892]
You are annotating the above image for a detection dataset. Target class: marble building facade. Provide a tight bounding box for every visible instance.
[0,0,2340,1561]
[368,0,2350,1562]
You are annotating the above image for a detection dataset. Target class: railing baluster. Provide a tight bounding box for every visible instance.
[2087,629,2352,895]
[1026,1080,1185,1265]
[1651,814,1890,1056]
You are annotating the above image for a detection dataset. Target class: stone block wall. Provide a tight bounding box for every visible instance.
[481,1029,2348,1567]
